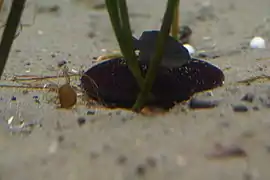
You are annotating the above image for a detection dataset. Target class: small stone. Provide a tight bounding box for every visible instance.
[135,164,147,176]
[57,60,67,67]
[11,96,16,101]
[102,144,112,151]
[24,62,31,66]
[87,110,95,115]
[90,152,100,159]
[189,98,219,109]
[121,117,127,122]
[145,157,157,167]
[22,90,29,95]
[57,135,65,143]
[241,93,255,103]
[77,117,86,126]
[116,155,128,165]
[179,25,192,44]
[51,53,56,58]
[232,105,249,112]
[115,110,121,115]
[253,106,260,111]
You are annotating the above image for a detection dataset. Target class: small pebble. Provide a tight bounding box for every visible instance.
[51,53,56,58]
[232,105,249,112]
[57,135,65,143]
[103,144,112,151]
[115,110,121,115]
[250,36,266,49]
[241,93,255,103]
[179,25,192,44]
[116,155,128,165]
[37,30,44,35]
[252,106,260,111]
[87,110,95,115]
[22,90,29,95]
[206,143,247,159]
[265,146,270,153]
[189,98,219,109]
[90,152,100,159]
[77,117,86,126]
[57,60,67,68]
[135,164,147,176]
[11,96,16,101]
[145,157,157,167]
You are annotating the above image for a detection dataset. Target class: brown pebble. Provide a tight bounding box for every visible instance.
[58,83,77,108]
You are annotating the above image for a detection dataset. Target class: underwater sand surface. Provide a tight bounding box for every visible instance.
[1,0,270,179]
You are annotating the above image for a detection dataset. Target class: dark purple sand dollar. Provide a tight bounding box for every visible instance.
[81,58,224,109]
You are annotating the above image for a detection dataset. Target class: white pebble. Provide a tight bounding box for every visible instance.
[250,36,266,49]
[37,30,43,35]
[183,44,195,55]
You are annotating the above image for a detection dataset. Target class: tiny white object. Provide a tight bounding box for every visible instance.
[183,44,195,55]
[37,30,43,35]
[7,116,14,125]
[250,36,266,49]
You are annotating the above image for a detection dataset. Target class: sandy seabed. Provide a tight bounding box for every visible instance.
[1,0,270,180]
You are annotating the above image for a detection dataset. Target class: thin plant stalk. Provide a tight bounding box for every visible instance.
[132,0,179,111]
[171,0,179,39]
[105,0,145,89]
[0,0,26,78]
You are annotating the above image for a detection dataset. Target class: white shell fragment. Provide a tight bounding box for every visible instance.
[183,44,196,55]
[250,36,266,49]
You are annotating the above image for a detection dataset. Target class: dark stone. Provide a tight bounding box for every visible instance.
[57,60,67,67]
[57,135,65,143]
[241,93,255,103]
[87,110,95,115]
[179,25,192,44]
[232,105,248,112]
[135,164,147,176]
[77,117,86,126]
[24,62,31,66]
[11,96,16,101]
[189,98,219,109]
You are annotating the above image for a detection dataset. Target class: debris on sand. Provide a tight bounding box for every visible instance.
[205,143,247,159]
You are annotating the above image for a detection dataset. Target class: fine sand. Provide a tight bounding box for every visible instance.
[1,0,270,180]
